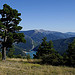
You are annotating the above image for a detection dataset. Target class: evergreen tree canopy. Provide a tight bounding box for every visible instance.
[0,4,26,60]
[33,37,57,58]
[33,37,63,65]
[66,39,75,66]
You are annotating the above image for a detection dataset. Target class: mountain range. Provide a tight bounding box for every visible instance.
[15,30,75,55]
[20,29,75,43]
[1,29,75,56]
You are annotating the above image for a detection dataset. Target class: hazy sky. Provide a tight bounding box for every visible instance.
[0,0,75,32]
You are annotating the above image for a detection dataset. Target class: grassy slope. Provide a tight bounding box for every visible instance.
[0,58,75,75]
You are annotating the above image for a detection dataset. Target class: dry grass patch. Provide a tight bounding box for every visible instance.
[0,58,75,75]
[7,58,41,63]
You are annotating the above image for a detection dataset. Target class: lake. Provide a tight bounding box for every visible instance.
[26,51,37,58]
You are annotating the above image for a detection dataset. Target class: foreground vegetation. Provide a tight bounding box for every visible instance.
[34,37,75,67]
[0,58,75,75]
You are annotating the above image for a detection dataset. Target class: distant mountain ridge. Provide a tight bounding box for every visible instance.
[20,29,75,43]
[65,32,75,36]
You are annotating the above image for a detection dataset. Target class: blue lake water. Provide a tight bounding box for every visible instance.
[26,51,36,58]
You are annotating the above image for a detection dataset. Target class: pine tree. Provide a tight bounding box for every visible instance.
[66,39,75,66]
[34,37,56,58]
[34,37,48,58]
[0,4,26,60]
[33,37,63,65]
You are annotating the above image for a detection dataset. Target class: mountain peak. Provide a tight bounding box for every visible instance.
[34,29,46,33]
[33,29,61,34]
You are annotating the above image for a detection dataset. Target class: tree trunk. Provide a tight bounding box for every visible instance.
[2,47,6,60]
[2,30,7,60]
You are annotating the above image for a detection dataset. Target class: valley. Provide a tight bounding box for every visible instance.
[13,30,75,57]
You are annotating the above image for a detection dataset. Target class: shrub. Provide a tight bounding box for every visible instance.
[26,54,31,60]
[15,54,22,58]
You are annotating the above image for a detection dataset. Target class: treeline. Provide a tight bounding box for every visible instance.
[33,37,75,67]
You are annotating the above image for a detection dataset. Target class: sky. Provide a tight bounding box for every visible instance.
[0,0,75,32]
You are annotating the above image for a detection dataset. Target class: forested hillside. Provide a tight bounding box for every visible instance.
[33,37,75,55]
